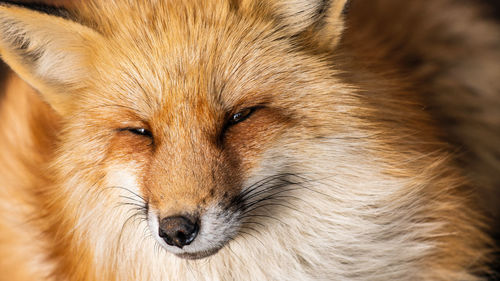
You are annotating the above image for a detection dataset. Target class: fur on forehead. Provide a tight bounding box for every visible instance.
[0,0,348,116]
[71,0,349,48]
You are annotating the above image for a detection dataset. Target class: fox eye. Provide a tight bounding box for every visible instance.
[228,108,254,126]
[122,127,153,138]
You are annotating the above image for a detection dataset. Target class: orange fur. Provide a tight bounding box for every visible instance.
[0,0,498,280]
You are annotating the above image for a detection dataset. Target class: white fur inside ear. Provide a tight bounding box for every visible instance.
[35,44,88,85]
[0,6,96,88]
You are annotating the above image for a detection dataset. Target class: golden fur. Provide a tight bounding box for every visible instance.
[0,0,498,280]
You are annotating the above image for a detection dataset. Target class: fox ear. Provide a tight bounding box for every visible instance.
[241,0,349,49]
[0,3,101,114]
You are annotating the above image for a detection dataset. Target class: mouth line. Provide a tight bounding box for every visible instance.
[175,248,221,260]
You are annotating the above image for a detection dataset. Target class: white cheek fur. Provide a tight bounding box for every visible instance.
[71,135,478,281]
[105,166,143,196]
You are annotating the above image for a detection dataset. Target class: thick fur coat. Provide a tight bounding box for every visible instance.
[0,0,498,280]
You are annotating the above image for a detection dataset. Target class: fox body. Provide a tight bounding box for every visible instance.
[0,0,498,280]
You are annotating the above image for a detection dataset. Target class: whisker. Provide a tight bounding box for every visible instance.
[118,209,147,245]
[119,195,146,204]
[240,214,284,224]
[233,173,331,240]
[238,219,266,228]
[235,173,290,202]
[240,186,301,211]
[106,186,146,202]
[243,202,304,217]
[237,228,266,248]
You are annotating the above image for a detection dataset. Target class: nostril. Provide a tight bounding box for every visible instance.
[158,215,199,248]
[158,227,173,244]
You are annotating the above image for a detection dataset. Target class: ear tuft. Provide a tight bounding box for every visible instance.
[242,0,349,49]
[311,0,350,49]
[1,16,42,64]
[271,0,328,34]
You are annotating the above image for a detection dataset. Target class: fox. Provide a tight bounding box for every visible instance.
[0,0,499,280]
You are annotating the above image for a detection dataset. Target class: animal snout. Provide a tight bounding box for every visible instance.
[158,215,199,248]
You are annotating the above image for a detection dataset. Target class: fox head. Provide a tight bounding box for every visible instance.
[0,0,352,260]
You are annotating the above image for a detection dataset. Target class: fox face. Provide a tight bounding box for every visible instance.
[0,0,350,260]
[0,0,492,279]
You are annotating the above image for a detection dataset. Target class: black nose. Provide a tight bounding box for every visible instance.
[158,215,199,248]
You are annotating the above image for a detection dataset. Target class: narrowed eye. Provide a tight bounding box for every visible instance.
[228,108,255,126]
[122,127,153,138]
